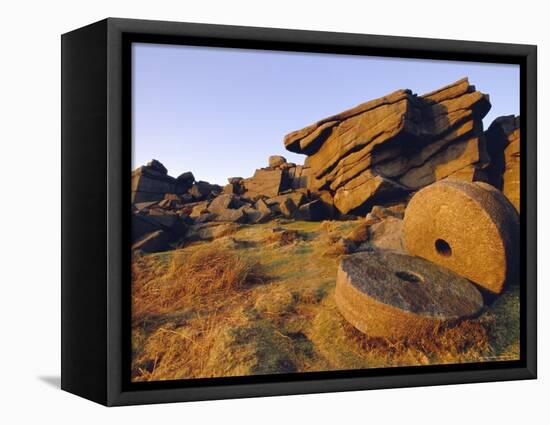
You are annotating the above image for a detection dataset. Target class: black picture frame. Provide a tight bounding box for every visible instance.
[61,17,537,406]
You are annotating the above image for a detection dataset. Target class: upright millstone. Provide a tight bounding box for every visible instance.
[402,179,519,294]
[335,250,484,340]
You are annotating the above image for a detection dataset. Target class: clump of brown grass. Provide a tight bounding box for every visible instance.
[341,317,492,363]
[265,229,300,246]
[132,245,267,322]
[320,220,338,233]
[132,313,224,381]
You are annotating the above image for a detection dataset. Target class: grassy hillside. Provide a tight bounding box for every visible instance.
[131,219,520,382]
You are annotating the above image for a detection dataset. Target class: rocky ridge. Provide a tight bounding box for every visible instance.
[131,78,520,254]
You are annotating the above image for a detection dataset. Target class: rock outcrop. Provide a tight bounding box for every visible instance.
[284,78,492,214]
[485,115,520,212]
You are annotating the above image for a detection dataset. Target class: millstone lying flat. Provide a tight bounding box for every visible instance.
[335,250,483,339]
[403,179,519,294]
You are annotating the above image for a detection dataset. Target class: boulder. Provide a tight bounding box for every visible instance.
[189,201,209,218]
[133,201,158,212]
[242,205,270,224]
[295,199,327,221]
[279,197,298,218]
[287,164,310,190]
[268,155,287,168]
[186,222,240,241]
[131,161,176,203]
[132,230,174,253]
[284,78,491,214]
[189,181,220,200]
[335,250,484,339]
[333,172,408,215]
[207,194,241,214]
[403,179,519,294]
[366,216,405,252]
[146,159,168,175]
[266,192,305,208]
[132,214,162,242]
[243,168,287,198]
[175,171,195,194]
[212,207,247,223]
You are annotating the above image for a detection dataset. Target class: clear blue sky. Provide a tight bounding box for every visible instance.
[132,43,519,185]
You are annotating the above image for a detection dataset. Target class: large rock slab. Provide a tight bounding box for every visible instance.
[284,78,491,214]
[403,179,519,294]
[333,172,407,215]
[335,250,483,339]
[186,222,240,241]
[243,168,287,198]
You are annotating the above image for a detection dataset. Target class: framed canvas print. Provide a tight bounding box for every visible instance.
[61,18,537,406]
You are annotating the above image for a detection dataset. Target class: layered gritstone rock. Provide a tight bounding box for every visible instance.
[485,115,521,212]
[284,78,492,214]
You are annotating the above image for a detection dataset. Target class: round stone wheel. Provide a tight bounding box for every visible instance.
[403,179,519,294]
[335,250,484,339]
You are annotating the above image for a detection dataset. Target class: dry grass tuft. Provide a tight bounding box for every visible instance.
[265,229,300,246]
[132,245,267,323]
[342,317,491,361]
[131,219,520,381]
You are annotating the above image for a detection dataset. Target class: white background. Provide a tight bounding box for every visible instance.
[0,0,546,423]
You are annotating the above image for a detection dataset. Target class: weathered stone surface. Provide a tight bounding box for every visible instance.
[370,204,406,220]
[132,230,174,253]
[255,198,273,215]
[333,172,407,215]
[403,179,519,294]
[242,205,270,223]
[189,181,220,200]
[186,222,240,241]
[243,168,286,198]
[287,164,310,190]
[147,159,168,175]
[189,201,209,218]
[335,250,484,339]
[366,216,405,252]
[211,207,247,223]
[175,171,195,194]
[266,192,305,209]
[134,201,158,212]
[132,214,161,242]
[284,78,491,214]
[268,155,287,168]
[131,161,176,203]
[485,115,520,212]
[295,199,327,221]
[396,136,489,189]
[207,194,241,214]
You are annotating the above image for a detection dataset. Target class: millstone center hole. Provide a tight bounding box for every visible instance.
[435,239,452,257]
[395,270,424,284]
